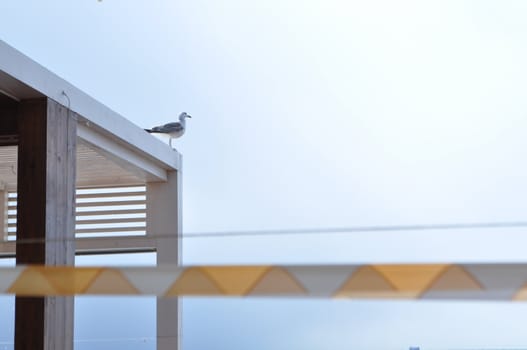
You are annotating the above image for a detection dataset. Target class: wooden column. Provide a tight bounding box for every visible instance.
[15,98,76,350]
[147,170,182,350]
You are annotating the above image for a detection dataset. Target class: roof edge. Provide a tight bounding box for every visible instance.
[0,40,181,172]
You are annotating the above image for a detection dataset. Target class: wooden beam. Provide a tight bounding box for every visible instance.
[0,236,157,258]
[15,98,76,350]
[147,171,181,350]
[1,40,180,174]
[78,124,168,182]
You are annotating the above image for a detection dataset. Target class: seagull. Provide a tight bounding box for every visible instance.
[145,112,192,148]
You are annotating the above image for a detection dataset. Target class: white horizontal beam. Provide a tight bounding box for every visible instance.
[0,40,181,172]
[78,124,167,182]
[0,236,158,257]
[75,236,156,254]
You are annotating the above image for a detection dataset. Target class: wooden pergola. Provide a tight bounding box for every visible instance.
[0,40,181,350]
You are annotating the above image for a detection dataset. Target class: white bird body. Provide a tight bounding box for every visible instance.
[145,112,191,147]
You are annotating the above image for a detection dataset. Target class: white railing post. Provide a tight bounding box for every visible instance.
[146,170,181,350]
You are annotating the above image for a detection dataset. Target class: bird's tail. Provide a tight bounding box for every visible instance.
[144,128,154,133]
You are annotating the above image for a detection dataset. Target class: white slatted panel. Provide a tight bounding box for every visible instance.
[0,143,146,190]
[6,185,146,240]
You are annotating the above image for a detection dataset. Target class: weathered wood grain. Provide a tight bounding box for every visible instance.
[15,98,76,350]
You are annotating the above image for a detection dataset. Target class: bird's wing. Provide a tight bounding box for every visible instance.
[149,126,164,132]
[160,122,184,133]
[146,122,183,133]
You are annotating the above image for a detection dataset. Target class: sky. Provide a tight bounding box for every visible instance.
[2,0,527,349]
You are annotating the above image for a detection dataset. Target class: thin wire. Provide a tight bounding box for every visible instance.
[61,90,71,110]
[181,220,527,239]
[6,220,527,245]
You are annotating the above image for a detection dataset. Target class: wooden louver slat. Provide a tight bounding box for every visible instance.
[5,185,147,239]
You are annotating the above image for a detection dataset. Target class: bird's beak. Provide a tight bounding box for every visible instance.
[187,115,192,118]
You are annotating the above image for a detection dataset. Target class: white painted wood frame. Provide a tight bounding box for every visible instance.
[0,40,184,349]
[147,171,182,350]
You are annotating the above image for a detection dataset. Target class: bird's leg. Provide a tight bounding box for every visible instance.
[169,137,172,149]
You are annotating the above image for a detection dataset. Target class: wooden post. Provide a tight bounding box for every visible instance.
[15,98,76,350]
[146,170,181,350]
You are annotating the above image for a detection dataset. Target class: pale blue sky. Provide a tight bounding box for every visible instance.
[2,0,527,349]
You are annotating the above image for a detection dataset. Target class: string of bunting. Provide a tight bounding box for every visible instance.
[1,263,527,300]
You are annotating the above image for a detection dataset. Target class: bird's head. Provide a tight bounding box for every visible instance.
[179,112,192,121]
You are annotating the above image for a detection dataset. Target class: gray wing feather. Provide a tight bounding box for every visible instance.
[151,122,183,133]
